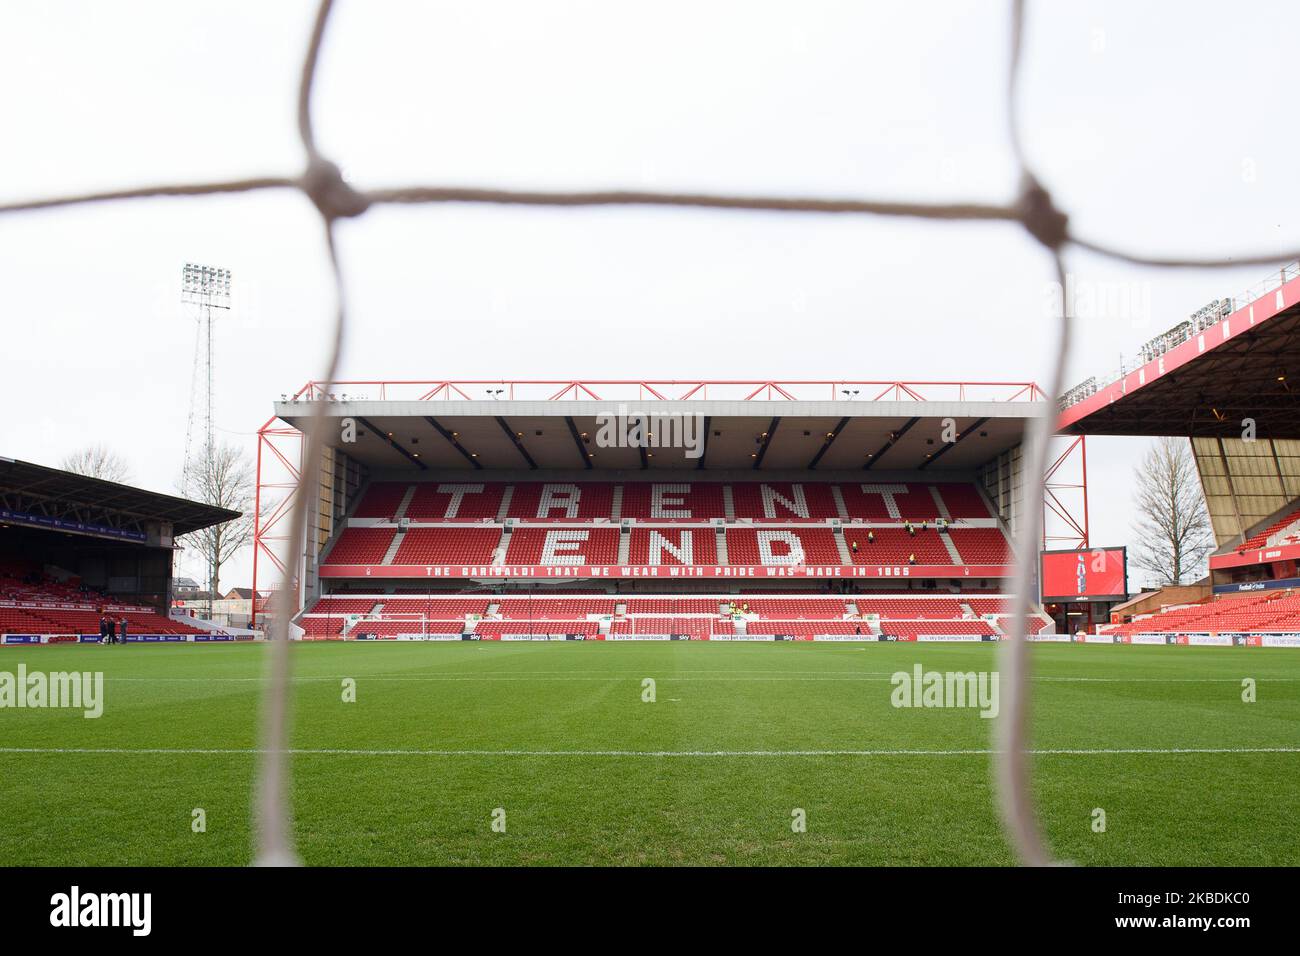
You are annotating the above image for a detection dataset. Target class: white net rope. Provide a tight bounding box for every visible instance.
[4,0,1297,867]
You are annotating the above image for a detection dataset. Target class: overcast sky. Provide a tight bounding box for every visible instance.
[3,1,1298,591]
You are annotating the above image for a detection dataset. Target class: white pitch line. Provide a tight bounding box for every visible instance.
[1,746,1297,757]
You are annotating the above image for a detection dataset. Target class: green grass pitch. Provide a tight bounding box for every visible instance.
[1,641,1297,866]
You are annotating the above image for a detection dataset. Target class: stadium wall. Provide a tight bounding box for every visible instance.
[978,443,1026,538]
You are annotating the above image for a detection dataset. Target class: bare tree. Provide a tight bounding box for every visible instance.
[1130,436,1215,586]
[179,442,257,608]
[61,444,132,483]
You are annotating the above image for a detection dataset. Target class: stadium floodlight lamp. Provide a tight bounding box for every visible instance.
[181,262,232,308]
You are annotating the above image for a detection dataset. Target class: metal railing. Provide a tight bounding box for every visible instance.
[1060,259,1300,410]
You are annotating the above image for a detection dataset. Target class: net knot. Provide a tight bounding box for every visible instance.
[1015,174,1068,251]
[301,157,370,221]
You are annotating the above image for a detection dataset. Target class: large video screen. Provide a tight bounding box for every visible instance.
[1040,547,1128,602]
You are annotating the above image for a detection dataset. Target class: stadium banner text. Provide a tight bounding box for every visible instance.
[318,563,1014,579]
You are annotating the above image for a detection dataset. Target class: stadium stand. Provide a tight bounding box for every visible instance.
[620,482,726,520]
[318,481,1014,577]
[495,599,611,619]
[294,590,1047,640]
[1109,591,1300,635]
[947,527,1014,564]
[725,528,842,565]
[840,483,947,520]
[0,604,206,636]
[730,482,839,519]
[623,598,727,614]
[1236,505,1300,552]
[335,480,995,523]
[885,620,998,640]
[508,482,616,519]
[845,527,949,564]
[0,561,208,636]
[504,527,620,565]
[296,477,1051,639]
[352,482,411,518]
[931,483,994,519]
[610,618,723,639]
[326,527,397,564]
[393,528,501,565]
[307,597,380,615]
[406,482,506,520]
[0,573,206,636]
[627,527,718,565]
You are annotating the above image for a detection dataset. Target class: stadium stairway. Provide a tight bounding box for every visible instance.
[381,532,406,565]
[493,528,512,565]
[830,485,849,517]
[394,485,417,521]
[927,485,951,520]
[495,486,514,521]
[617,528,631,565]
[833,527,852,564]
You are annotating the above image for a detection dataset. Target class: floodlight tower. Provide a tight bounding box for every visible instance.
[181,263,232,615]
